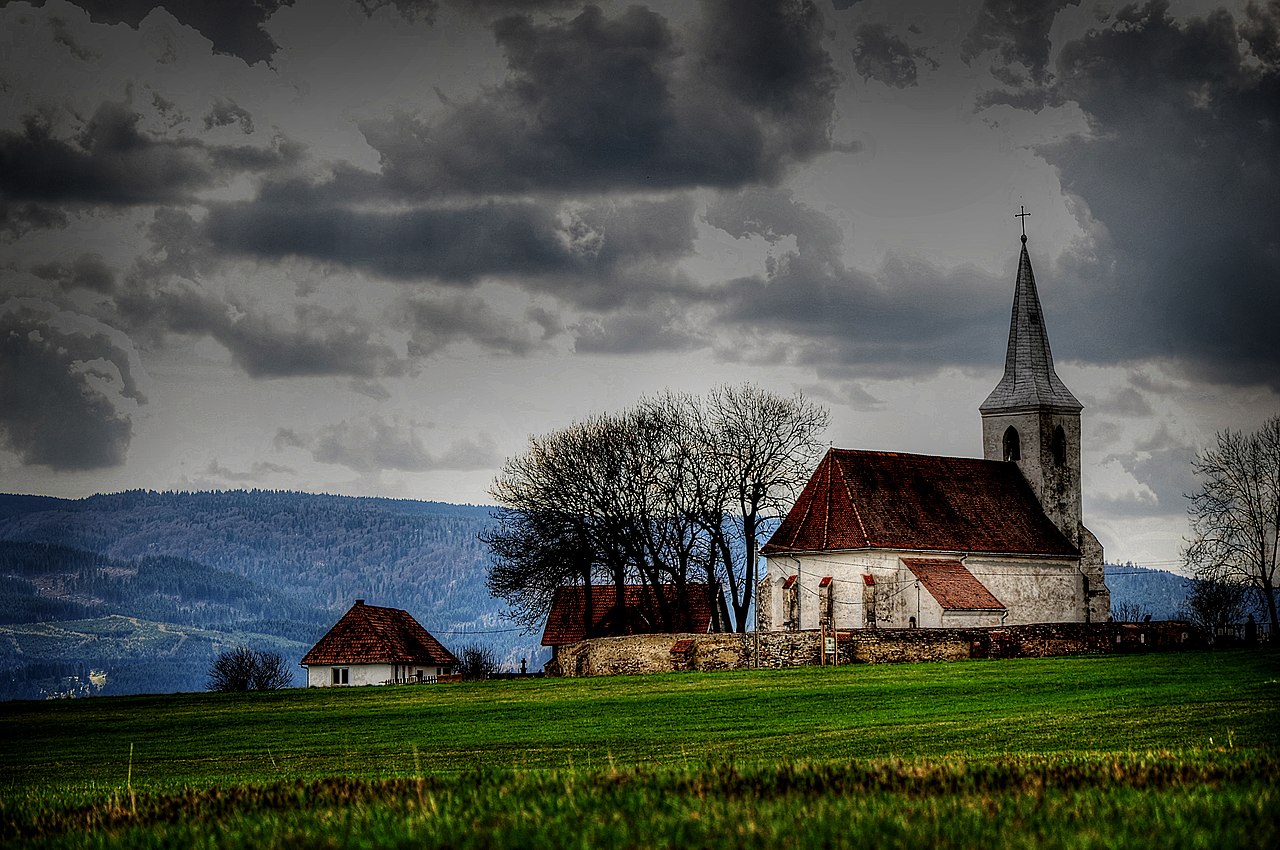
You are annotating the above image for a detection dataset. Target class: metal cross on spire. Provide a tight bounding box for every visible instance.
[1015,205,1030,242]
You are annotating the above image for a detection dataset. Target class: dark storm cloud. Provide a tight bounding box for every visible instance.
[707,188,1006,375]
[8,0,294,65]
[282,417,499,474]
[398,294,554,357]
[850,23,937,87]
[0,303,142,469]
[0,202,67,239]
[961,0,1080,84]
[359,0,838,196]
[30,253,117,293]
[0,102,302,207]
[116,283,405,380]
[205,194,698,309]
[49,14,97,60]
[571,306,705,354]
[206,201,575,281]
[1039,0,1280,388]
[355,0,577,21]
[203,99,254,134]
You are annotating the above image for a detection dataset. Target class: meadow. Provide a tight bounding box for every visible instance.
[2,649,1277,848]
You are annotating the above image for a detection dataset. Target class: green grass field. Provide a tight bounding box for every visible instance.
[3,649,1277,848]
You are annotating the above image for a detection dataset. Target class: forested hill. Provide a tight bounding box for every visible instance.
[0,490,543,701]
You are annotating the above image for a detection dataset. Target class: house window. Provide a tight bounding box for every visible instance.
[1052,426,1067,467]
[1003,426,1021,462]
[331,667,349,685]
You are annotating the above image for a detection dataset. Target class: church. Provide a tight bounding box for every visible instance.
[758,229,1110,632]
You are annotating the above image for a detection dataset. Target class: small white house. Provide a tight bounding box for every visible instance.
[300,599,458,687]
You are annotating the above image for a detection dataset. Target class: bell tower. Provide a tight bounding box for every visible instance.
[979,224,1083,546]
[980,214,1109,622]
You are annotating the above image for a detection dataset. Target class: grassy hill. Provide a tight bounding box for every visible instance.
[2,650,1276,847]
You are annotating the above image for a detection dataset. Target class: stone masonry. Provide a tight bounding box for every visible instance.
[544,622,1197,677]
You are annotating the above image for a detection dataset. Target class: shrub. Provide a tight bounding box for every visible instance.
[207,647,292,691]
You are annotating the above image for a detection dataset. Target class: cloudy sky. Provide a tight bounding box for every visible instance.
[1,0,1277,571]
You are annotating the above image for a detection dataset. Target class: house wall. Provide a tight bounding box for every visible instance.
[304,663,450,687]
[760,551,1087,631]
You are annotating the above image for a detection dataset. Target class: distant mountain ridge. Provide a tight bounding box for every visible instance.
[1103,563,1193,621]
[0,490,544,700]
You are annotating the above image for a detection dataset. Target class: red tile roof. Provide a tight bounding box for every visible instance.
[902,558,1005,611]
[761,449,1077,557]
[301,601,458,667]
[541,584,715,646]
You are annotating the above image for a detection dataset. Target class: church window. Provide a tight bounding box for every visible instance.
[1003,426,1021,462]
[783,574,799,630]
[862,575,876,629]
[1052,426,1067,467]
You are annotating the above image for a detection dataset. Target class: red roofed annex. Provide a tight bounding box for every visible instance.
[758,231,1110,631]
[541,584,720,665]
[301,600,458,687]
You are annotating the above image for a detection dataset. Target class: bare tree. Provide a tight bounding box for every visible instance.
[1183,415,1280,631]
[456,644,499,680]
[1110,601,1149,623]
[483,385,828,635]
[696,385,829,632]
[1184,570,1256,636]
[207,647,292,692]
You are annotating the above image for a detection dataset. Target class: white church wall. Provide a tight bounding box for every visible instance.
[762,551,1087,630]
[967,557,1084,625]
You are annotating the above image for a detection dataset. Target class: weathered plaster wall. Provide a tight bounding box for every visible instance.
[544,622,1196,678]
[1079,525,1110,623]
[761,552,1089,630]
[981,411,1083,546]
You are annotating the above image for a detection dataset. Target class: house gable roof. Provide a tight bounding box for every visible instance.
[541,584,714,646]
[902,558,1005,611]
[301,600,458,667]
[761,449,1078,558]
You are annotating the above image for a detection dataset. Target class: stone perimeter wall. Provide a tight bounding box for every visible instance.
[545,622,1197,678]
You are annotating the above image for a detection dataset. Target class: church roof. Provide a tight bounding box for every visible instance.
[902,558,1005,611]
[760,449,1078,558]
[541,584,715,646]
[300,600,458,667]
[979,237,1082,414]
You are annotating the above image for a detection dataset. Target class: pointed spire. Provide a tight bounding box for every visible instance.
[980,234,1082,414]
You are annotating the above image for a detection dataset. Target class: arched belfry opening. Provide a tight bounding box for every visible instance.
[1052,425,1067,467]
[1003,426,1021,462]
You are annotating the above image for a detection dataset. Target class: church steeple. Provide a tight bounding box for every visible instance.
[980,226,1083,549]
[979,234,1081,416]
